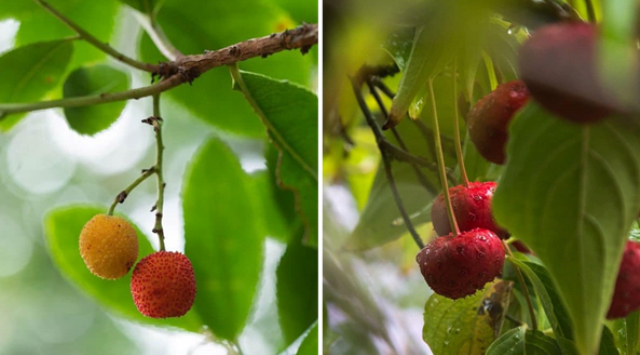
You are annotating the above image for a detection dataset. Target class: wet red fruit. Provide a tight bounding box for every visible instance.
[519,22,617,123]
[131,251,197,318]
[607,241,640,319]
[431,181,508,239]
[416,228,505,299]
[467,80,529,165]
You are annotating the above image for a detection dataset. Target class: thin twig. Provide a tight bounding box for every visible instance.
[427,79,460,235]
[107,167,156,216]
[0,75,184,118]
[351,77,424,250]
[452,63,470,186]
[0,24,318,119]
[150,95,166,252]
[33,0,158,73]
[367,81,437,195]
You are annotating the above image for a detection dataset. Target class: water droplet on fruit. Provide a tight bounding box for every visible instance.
[477,252,485,259]
[456,245,465,254]
[459,269,468,276]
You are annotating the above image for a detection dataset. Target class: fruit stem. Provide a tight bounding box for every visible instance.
[503,241,538,330]
[451,62,470,187]
[152,94,166,252]
[427,79,460,236]
[584,0,596,22]
[107,167,156,216]
[350,77,425,249]
[367,81,438,195]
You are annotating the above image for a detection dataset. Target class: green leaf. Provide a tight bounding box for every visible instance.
[271,0,317,23]
[233,70,318,246]
[183,138,265,341]
[44,205,202,332]
[62,65,129,135]
[493,103,640,355]
[14,0,119,69]
[601,325,622,355]
[118,0,161,14]
[139,0,312,137]
[423,280,511,355]
[508,258,573,342]
[296,322,318,355]
[0,39,73,130]
[249,169,300,243]
[388,1,490,126]
[611,311,640,355]
[276,241,318,344]
[486,327,562,355]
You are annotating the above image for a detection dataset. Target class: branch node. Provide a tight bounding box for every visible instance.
[116,191,128,203]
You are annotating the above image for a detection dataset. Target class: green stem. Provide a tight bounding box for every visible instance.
[428,79,460,235]
[152,94,166,252]
[584,0,596,22]
[0,74,183,119]
[107,168,156,216]
[33,0,158,73]
[505,249,538,330]
[452,62,469,187]
[134,12,183,60]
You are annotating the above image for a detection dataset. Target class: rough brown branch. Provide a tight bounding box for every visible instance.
[155,23,318,80]
[0,23,318,118]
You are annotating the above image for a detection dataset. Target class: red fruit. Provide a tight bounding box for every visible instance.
[416,228,505,299]
[607,241,640,319]
[467,80,529,165]
[431,181,508,239]
[131,251,197,318]
[519,22,618,123]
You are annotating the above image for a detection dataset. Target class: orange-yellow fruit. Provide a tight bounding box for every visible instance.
[79,214,139,280]
[131,251,196,318]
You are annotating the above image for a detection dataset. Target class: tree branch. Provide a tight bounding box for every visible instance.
[351,76,424,250]
[0,23,318,119]
[33,0,159,73]
[0,74,184,117]
[156,23,318,79]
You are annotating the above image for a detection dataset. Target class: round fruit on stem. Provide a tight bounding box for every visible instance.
[518,22,619,123]
[416,228,505,299]
[131,251,197,318]
[79,214,139,280]
[607,240,640,319]
[431,181,508,239]
[467,80,529,165]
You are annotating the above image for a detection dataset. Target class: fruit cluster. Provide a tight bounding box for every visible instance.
[79,214,196,318]
[416,19,640,318]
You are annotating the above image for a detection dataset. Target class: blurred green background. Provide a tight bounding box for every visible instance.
[0,0,317,353]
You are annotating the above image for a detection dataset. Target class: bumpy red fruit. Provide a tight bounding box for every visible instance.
[131,251,196,318]
[519,22,617,123]
[416,228,505,299]
[607,241,640,319]
[431,181,508,239]
[467,80,529,165]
